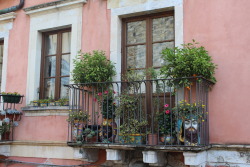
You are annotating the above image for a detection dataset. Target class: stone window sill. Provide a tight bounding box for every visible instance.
[22,106,69,116]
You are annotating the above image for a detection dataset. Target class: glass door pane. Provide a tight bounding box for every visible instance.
[46,34,57,55]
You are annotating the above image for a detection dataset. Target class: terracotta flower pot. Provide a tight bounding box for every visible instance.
[147,133,158,145]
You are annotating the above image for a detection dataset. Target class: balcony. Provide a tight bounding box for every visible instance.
[66,77,213,151]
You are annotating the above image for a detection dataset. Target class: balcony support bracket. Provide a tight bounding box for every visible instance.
[183,151,207,166]
[106,149,125,162]
[80,148,99,162]
[142,151,165,166]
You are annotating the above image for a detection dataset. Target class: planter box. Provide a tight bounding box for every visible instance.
[119,134,144,145]
[2,95,21,103]
[40,103,48,107]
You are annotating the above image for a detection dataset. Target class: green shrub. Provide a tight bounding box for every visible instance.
[160,40,217,87]
[72,50,116,84]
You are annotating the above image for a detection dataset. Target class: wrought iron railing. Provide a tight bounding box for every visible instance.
[66,77,213,147]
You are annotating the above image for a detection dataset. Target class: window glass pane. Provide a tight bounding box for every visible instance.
[61,54,70,76]
[153,42,174,67]
[45,56,56,77]
[126,70,146,94]
[62,32,71,53]
[152,16,174,42]
[127,45,146,69]
[127,20,146,44]
[0,43,2,91]
[46,34,57,55]
[0,44,3,63]
[44,78,55,99]
[60,77,69,98]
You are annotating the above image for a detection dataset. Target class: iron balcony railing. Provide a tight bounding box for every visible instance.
[66,77,213,148]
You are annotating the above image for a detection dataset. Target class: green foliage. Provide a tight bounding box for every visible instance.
[67,110,89,123]
[0,123,10,134]
[116,94,148,135]
[38,99,50,103]
[72,50,116,84]
[115,94,139,117]
[119,118,148,135]
[96,89,116,119]
[1,92,21,96]
[58,98,69,106]
[156,104,176,135]
[160,40,217,87]
[122,70,145,82]
[172,100,206,121]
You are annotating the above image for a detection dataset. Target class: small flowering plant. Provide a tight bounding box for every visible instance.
[1,92,21,96]
[173,100,206,122]
[95,89,116,119]
[156,104,176,135]
[67,110,89,123]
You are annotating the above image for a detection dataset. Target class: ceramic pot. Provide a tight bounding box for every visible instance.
[160,135,176,145]
[99,118,117,143]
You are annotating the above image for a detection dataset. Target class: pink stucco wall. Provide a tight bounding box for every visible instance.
[81,0,111,57]
[14,115,68,141]
[0,0,111,143]
[184,0,250,144]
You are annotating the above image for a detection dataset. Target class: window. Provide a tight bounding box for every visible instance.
[40,29,71,100]
[122,11,174,76]
[0,40,3,91]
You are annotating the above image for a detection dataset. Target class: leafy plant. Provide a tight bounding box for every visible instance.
[67,110,89,123]
[72,50,116,84]
[0,118,11,134]
[1,92,21,96]
[160,40,217,87]
[156,104,176,135]
[172,100,206,121]
[58,98,69,106]
[115,94,139,117]
[39,99,50,104]
[119,118,148,135]
[96,89,116,119]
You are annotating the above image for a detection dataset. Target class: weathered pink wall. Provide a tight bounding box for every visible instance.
[81,0,111,58]
[184,0,250,144]
[0,0,111,142]
[0,0,57,105]
[14,115,68,141]
[1,0,107,165]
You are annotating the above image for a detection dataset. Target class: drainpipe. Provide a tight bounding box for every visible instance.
[0,0,24,15]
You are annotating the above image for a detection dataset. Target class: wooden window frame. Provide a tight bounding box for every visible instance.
[121,12,175,113]
[121,11,175,76]
[40,28,71,100]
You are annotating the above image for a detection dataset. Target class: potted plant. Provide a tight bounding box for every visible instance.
[72,50,116,86]
[5,109,22,121]
[156,104,176,145]
[39,99,49,107]
[173,100,206,146]
[119,118,148,144]
[67,110,90,141]
[1,92,22,103]
[96,89,117,143]
[67,110,89,124]
[58,98,69,106]
[115,93,148,144]
[160,40,217,87]
[48,98,56,106]
[0,118,11,140]
[31,100,39,107]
